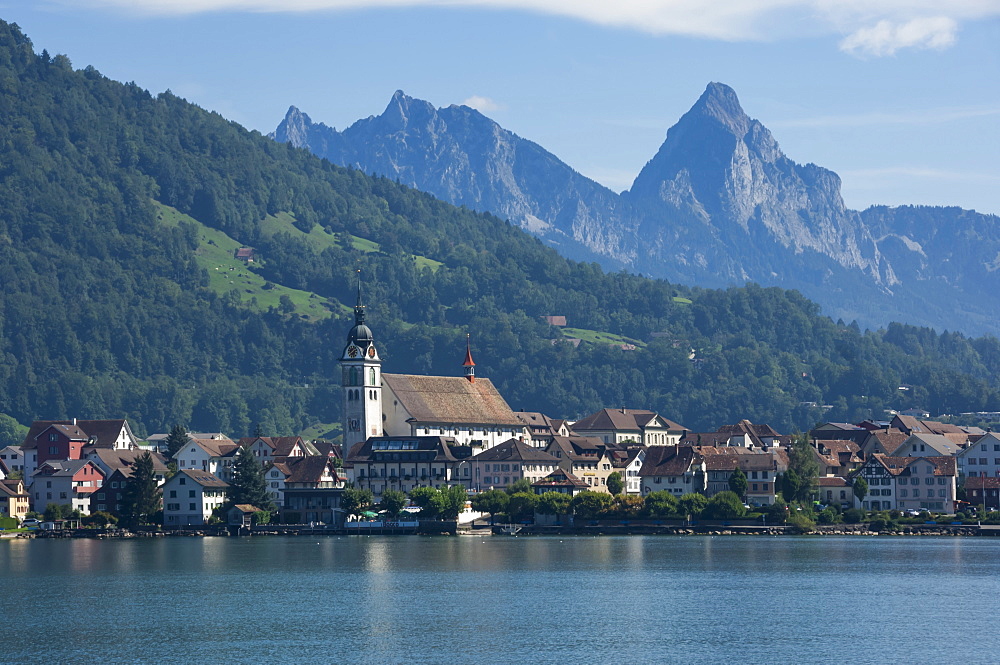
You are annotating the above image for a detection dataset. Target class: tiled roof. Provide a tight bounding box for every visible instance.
[89,449,169,475]
[966,476,1000,489]
[703,454,776,472]
[237,436,307,457]
[285,456,335,484]
[816,476,850,487]
[33,460,101,477]
[471,438,560,463]
[189,438,239,458]
[531,468,588,489]
[572,408,685,433]
[890,433,962,456]
[22,419,131,450]
[346,436,470,464]
[638,446,697,477]
[383,374,523,426]
[231,504,260,513]
[177,469,228,488]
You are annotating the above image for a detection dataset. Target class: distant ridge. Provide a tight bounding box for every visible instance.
[274,84,1000,336]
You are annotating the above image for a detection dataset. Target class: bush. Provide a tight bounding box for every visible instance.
[787,510,816,533]
[818,507,840,524]
[868,518,897,532]
[702,491,746,520]
[955,512,967,521]
[842,508,865,524]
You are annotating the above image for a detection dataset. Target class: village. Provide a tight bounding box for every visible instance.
[2,291,999,535]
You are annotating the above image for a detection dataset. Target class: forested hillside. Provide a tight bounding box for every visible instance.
[1,20,998,440]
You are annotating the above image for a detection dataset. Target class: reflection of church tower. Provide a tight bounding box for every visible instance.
[341,275,382,453]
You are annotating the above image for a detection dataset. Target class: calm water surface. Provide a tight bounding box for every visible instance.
[3,535,1000,664]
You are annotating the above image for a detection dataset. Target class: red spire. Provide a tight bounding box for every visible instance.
[463,334,476,382]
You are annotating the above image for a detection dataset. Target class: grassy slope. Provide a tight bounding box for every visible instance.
[154,202,337,320]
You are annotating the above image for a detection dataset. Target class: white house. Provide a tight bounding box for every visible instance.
[30,460,105,514]
[570,408,686,446]
[172,437,239,482]
[956,433,1000,479]
[162,469,229,526]
[0,445,24,474]
[637,445,706,496]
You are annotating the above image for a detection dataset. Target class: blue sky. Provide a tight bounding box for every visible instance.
[5,1,1000,214]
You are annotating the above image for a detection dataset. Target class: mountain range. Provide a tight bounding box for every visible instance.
[273,84,1000,336]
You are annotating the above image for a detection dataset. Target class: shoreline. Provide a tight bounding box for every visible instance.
[5,522,999,539]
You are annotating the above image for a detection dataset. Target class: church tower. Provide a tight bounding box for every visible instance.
[340,275,383,453]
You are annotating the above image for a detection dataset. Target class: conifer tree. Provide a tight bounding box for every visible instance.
[165,424,189,460]
[120,452,161,528]
[728,467,748,500]
[226,446,275,511]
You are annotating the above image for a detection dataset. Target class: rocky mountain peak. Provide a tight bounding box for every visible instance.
[271,105,313,147]
[686,81,751,138]
[380,89,437,131]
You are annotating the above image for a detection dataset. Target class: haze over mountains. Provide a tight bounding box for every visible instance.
[274,84,1000,336]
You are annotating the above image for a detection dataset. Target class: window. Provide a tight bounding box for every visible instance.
[48,446,58,454]
[913,489,920,497]
[189,503,196,511]
[981,458,989,465]
[937,477,946,485]
[189,490,196,497]
[60,492,67,499]
[49,433,58,441]
[169,490,176,498]
[900,489,908,497]
[938,489,946,498]
[179,477,186,485]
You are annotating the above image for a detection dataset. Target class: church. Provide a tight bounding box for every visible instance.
[340,283,529,496]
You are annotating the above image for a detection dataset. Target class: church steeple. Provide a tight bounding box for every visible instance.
[463,334,476,383]
[340,270,382,452]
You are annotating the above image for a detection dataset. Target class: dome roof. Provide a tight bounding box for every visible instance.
[349,323,373,344]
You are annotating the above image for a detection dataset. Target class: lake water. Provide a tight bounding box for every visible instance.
[3,534,1000,664]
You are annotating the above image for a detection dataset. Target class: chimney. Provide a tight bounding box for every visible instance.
[72,417,77,426]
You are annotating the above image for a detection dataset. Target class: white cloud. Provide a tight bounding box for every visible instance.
[68,0,1000,55]
[839,16,957,56]
[461,95,503,113]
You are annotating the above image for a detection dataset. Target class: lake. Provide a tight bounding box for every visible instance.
[3,534,999,664]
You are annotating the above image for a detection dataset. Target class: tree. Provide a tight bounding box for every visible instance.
[536,491,571,517]
[606,471,624,496]
[341,487,374,518]
[702,491,746,520]
[379,488,408,518]
[728,467,748,499]
[506,478,532,495]
[438,485,468,520]
[0,413,27,448]
[165,424,189,459]
[408,486,442,519]
[507,492,538,522]
[571,490,613,519]
[643,490,679,518]
[677,492,708,518]
[852,477,868,507]
[470,489,509,525]
[226,446,275,512]
[787,433,820,502]
[120,452,161,528]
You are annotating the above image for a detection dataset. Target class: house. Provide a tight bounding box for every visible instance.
[88,453,169,517]
[381,373,527,451]
[234,247,255,262]
[965,476,1000,510]
[570,408,686,446]
[162,469,228,526]
[0,445,24,473]
[854,455,908,511]
[280,456,346,525]
[543,436,616,493]
[891,433,963,458]
[531,468,589,495]
[816,476,853,509]
[858,429,910,459]
[514,411,565,446]
[637,445,705,497]
[238,436,316,463]
[469,438,560,492]
[895,457,957,513]
[610,446,647,495]
[812,440,864,477]
[714,420,786,449]
[540,316,567,326]
[0,478,30,521]
[346,435,472,500]
[889,415,983,438]
[700,449,784,505]
[19,418,138,479]
[173,436,239,481]
[30,460,105,514]
[955,432,1000,479]
[228,504,260,527]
